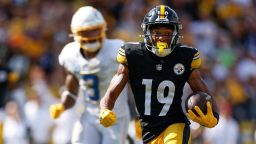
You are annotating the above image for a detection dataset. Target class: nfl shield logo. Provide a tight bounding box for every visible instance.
[156,64,162,71]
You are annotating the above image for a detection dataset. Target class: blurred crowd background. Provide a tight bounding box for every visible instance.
[0,0,256,144]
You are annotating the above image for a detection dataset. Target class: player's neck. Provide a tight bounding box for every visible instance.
[80,48,99,59]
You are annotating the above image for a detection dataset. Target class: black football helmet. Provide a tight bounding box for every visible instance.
[141,5,182,57]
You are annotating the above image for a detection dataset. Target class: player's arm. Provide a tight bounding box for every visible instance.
[186,51,219,128]
[100,64,128,110]
[100,64,129,110]
[99,64,129,127]
[49,71,79,119]
[187,50,211,94]
[99,45,129,127]
[188,69,219,114]
[62,72,79,109]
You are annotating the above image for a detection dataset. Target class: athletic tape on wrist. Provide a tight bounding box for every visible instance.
[62,90,77,101]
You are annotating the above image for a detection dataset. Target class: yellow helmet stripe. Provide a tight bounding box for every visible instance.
[160,5,165,19]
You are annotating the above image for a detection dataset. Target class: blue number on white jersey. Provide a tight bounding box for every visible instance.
[82,74,99,101]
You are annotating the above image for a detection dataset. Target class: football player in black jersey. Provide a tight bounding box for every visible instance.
[99,5,219,144]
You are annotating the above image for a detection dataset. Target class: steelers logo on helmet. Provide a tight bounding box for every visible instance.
[141,5,182,57]
[71,6,106,53]
[173,63,185,75]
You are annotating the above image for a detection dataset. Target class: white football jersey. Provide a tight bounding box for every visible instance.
[59,39,129,117]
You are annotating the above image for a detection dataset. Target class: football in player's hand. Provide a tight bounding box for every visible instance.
[185,92,211,116]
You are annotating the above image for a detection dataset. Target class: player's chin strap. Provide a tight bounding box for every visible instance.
[61,90,77,101]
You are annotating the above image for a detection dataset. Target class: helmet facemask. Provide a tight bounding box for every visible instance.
[73,25,106,53]
[144,24,179,57]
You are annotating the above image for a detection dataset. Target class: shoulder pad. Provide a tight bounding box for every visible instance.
[180,45,197,50]
[58,42,80,71]
[180,45,201,69]
[116,42,143,65]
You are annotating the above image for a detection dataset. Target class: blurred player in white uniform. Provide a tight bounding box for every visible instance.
[49,6,130,144]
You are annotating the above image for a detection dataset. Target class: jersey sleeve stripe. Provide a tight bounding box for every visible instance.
[118,49,125,56]
[193,52,200,57]
[193,52,200,60]
[119,47,125,53]
[193,54,200,60]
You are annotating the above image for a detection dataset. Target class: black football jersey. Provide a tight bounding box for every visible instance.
[117,42,201,143]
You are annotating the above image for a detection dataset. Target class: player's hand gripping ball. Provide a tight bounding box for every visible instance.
[185,92,218,128]
[185,92,211,115]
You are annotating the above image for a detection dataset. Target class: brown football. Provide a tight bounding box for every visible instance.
[185,92,212,116]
